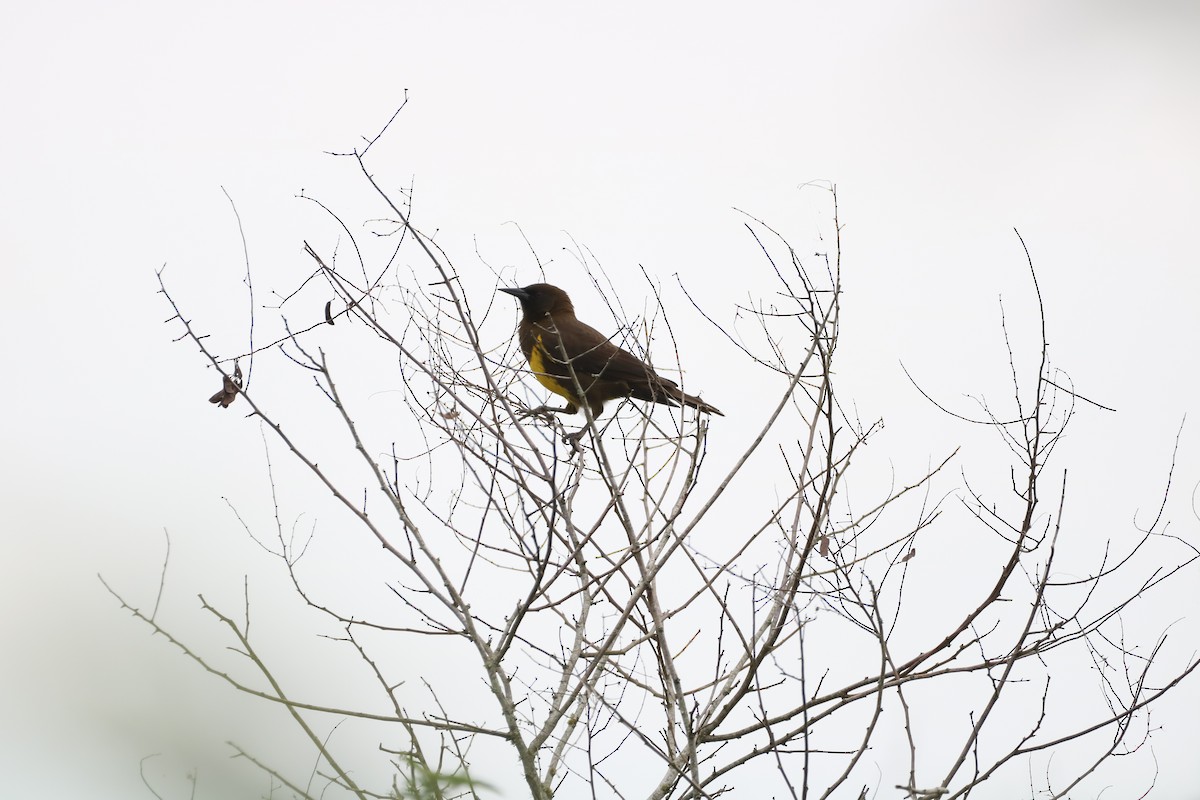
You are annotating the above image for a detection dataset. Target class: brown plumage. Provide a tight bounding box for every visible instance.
[499,283,722,418]
[209,363,243,408]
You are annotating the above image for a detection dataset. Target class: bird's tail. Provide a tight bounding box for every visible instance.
[636,377,723,416]
[679,391,723,417]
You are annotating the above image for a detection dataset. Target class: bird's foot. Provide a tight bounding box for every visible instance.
[562,427,588,452]
[518,404,569,421]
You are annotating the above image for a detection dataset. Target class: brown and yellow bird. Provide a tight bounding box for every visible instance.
[499,283,722,418]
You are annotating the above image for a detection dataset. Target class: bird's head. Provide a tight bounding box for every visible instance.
[499,283,575,318]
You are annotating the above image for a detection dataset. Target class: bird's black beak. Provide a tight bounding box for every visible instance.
[499,286,530,301]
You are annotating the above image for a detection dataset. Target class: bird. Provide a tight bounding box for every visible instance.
[499,283,722,419]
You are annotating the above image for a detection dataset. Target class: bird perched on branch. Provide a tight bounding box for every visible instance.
[499,283,722,418]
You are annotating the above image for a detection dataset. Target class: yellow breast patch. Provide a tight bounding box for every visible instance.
[531,334,577,401]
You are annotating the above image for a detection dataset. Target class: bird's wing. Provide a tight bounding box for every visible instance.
[547,318,677,388]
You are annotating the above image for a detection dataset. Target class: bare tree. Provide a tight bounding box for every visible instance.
[112,120,1199,800]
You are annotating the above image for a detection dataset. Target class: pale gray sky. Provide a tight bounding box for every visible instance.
[2,2,1198,798]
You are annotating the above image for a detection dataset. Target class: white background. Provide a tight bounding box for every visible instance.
[2,2,1198,798]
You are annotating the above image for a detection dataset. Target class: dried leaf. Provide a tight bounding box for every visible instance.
[209,362,244,408]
